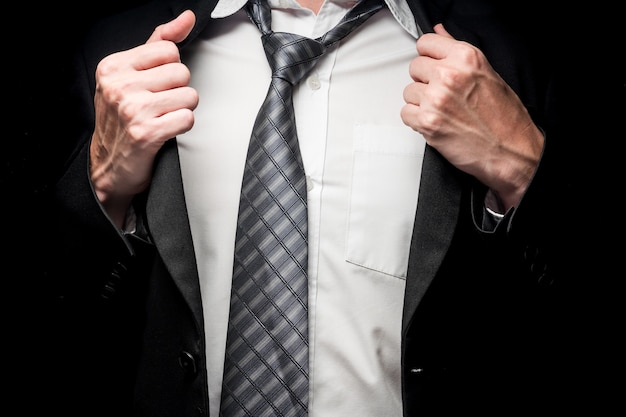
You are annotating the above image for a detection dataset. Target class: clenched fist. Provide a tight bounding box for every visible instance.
[90,10,198,227]
[401,24,544,211]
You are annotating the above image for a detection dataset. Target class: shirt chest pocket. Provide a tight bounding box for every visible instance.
[346,125,426,279]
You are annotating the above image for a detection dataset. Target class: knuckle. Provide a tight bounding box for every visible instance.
[118,98,145,126]
[101,80,130,105]
[423,85,449,112]
[96,55,119,77]
[424,113,443,135]
[162,40,182,60]
[186,88,200,108]
[126,122,151,143]
[451,42,483,70]
[173,62,192,85]
[437,66,463,89]
[181,109,196,130]
[402,84,412,102]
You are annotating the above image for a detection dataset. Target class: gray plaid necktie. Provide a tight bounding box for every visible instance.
[221,1,383,416]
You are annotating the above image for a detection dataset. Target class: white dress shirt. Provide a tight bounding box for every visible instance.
[176,1,424,415]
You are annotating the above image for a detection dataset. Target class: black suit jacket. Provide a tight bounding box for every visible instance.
[51,0,617,416]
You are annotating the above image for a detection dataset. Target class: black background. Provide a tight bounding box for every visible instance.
[6,2,151,271]
[4,2,152,413]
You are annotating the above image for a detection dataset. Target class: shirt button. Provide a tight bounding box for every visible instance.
[307,74,321,90]
[306,175,313,191]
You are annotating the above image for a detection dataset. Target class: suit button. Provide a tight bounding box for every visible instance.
[101,261,128,299]
[179,351,198,376]
[523,245,552,286]
[408,365,448,380]
[523,244,538,263]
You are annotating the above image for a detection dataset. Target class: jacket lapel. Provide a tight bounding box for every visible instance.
[144,0,220,327]
[147,140,204,323]
[400,0,463,332]
[405,0,434,34]
[402,146,462,332]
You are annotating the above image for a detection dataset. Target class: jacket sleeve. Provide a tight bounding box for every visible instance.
[52,11,160,307]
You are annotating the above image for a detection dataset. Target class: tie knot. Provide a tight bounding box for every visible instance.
[262,32,326,84]
[247,0,384,85]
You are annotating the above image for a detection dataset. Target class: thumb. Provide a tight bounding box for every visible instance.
[146,10,196,44]
[433,23,455,39]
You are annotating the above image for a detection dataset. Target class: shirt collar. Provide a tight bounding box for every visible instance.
[211,0,420,38]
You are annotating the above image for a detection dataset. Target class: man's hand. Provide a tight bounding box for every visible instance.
[401,24,544,210]
[90,10,198,227]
